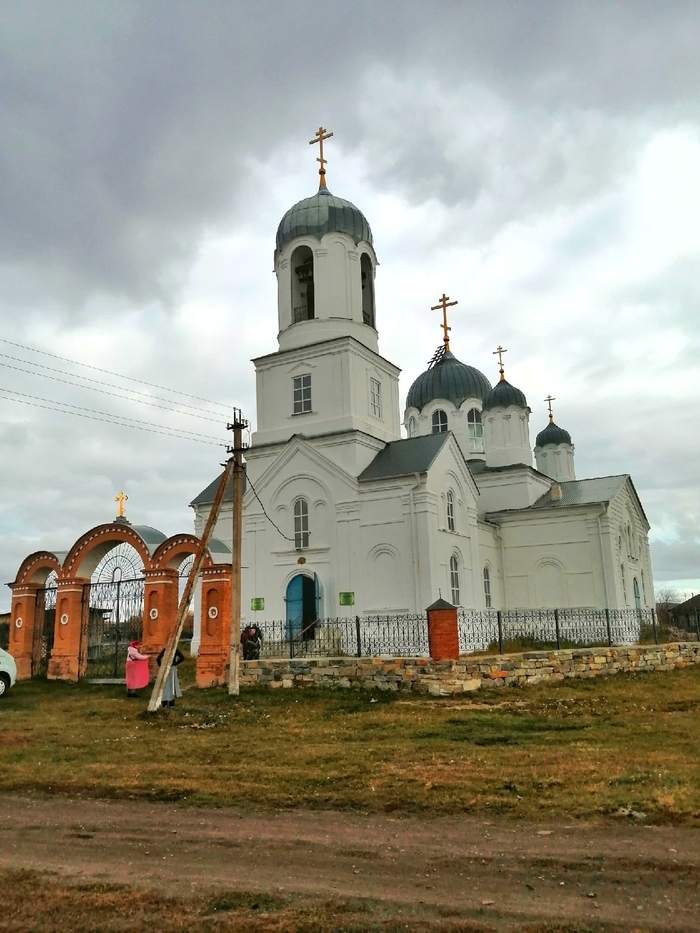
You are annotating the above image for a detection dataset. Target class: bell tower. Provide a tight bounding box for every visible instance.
[251,128,400,453]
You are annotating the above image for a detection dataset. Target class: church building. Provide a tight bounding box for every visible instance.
[190,129,654,636]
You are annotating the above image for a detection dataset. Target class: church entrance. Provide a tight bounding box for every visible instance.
[285,573,319,643]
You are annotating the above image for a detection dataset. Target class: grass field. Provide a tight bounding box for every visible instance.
[2,664,700,824]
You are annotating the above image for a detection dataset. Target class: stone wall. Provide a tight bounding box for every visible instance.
[239,642,700,696]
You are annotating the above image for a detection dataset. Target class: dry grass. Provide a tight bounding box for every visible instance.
[1,868,491,932]
[2,663,700,824]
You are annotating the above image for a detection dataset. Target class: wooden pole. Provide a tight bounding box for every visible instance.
[228,410,247,695]
[147,458,234,712]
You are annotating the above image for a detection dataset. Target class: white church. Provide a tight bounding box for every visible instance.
[191,137,654,635]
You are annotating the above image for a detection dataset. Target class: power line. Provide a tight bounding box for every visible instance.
[0,385,227,442]
[245,473,295,542]
[0,352,227,421]
[0,358,228,424]
[0,336,232,413]
[0,389,228,447]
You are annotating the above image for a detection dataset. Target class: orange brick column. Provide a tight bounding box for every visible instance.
[142,569,179,672]
[8,584,40,680]
[196,565,232,688]
[47,579,88,682]
[426,598,459,661]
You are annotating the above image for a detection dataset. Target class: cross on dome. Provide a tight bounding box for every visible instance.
[309,125,334,189]
[493,344,508,381]
[114,490,128,519]
[544,394,556,422]
[430,293,458,351]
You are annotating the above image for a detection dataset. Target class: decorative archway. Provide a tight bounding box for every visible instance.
[8,521,231,685]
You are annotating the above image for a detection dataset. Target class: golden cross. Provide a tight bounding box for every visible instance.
[114,490,128,518]
[309,125,334,189]
[544,395,556,421]
[493,344,508,380]
[430,293,458,351]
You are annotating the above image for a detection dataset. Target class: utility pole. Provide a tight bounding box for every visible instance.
[147,455,235,712]
[228,407,248,695]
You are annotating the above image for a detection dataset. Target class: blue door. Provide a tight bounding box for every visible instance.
[286,574,318,640]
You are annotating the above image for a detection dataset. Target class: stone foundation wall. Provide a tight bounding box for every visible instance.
[239,642,700,695]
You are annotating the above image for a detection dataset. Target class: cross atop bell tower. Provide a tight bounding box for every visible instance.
[309,125,333,189]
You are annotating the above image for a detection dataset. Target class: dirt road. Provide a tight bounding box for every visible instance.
[1,793,698,929]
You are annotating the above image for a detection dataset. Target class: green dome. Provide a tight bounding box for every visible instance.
[535,420,572,447]
[483,378,528,411]
[406,351,491,412]
[276,187,373,254]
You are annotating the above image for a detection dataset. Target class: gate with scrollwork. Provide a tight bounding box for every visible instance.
[32,585,57,677]
[81,576,145,678]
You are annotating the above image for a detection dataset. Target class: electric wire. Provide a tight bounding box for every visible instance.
[0,386,227,442]
[0,358,228,424]
[0,336,232,413]
[0,352,227,421]
[245,472,295,542]
[0,390,228,446]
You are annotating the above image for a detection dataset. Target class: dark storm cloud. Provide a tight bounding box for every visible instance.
[1,0,699,308]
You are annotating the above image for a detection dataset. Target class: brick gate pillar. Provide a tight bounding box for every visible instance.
[426,597,459,661]
[196,565,232,688]
[142,569,179,670]
[48,579,89,682]
[8,584,40,680]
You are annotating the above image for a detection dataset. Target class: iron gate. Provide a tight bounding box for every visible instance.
[82,577,145,678]
[32,586,57,677]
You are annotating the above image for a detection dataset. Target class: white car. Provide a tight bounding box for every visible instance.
[0,648,17,697]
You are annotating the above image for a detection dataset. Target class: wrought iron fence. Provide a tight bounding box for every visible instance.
[246,606,661,660]
[457,606,656,655]
[248,614,428,660]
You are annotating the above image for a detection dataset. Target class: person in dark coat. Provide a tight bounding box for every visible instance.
[156,646,184,707]
[241,623,263,660]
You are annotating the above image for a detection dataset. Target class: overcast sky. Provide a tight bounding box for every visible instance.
[1,0,698,608]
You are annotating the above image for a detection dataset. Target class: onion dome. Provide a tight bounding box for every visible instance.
[276,187,373,255]
[535,420,572,447]
[406,350,491,412]
[483,378,528,411]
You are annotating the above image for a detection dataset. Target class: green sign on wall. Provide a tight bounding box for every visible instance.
[338,592,355,607]
[250,597,265,611]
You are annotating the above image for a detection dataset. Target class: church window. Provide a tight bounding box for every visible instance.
[483,566,492,608]
[432,409,448,434]
[467,408,484,452]
[633,577,641,610]
[293,497,310,549]
[361,253,375,327]
[369,377,382,419]
[446,490,455,532]
[291,246,315,323]
[292,374,312,414]
[407,416,417,437]
[621,564,626,604]
[449,554,460,605]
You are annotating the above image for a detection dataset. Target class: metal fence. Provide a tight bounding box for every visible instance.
[246,607,661,660]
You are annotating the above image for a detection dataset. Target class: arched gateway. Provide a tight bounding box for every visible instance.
[8,517,232,687]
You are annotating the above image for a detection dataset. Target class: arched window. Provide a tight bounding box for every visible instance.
[467,408,484,452]
[483,566,492,608]
[432,409,448,434]
[449,554,460,606]
[291,246,314,323]
[633,577,641,610]
[407,416,417,438]
[361,253,375,327]
[293,498,310,550]
[621,564,626,604]
[446,490,455,532]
